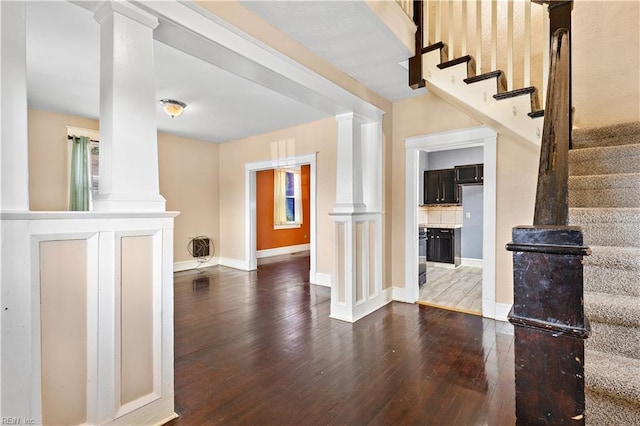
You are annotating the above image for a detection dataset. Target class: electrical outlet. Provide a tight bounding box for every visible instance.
[465,212,471,219]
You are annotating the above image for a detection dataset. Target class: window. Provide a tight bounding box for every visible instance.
[274,168,302,229]
[67,126,99,211]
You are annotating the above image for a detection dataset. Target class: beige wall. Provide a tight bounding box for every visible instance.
[28,109,99,211]
[391,93,539,305]
[218,117,337,274]
[572,1,640,127]
[157,133,220,263]
[27,108,220,264]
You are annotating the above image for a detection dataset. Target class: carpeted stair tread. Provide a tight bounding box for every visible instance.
[585,350,640,406]
[569,207,640,224]
[585,292,640,328]
[569,143,640,176]
[583,246,640,296]
[569,173,640,208]
[573,122,640,149]
[569,208,640,248]
[585,246,640,270]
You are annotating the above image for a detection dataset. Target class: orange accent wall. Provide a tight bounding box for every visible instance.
[256,165,311,251]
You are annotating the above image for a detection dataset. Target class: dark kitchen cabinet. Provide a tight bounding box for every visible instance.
[426,228,461,266]
[424,169,460,205]
[454,163,484,185]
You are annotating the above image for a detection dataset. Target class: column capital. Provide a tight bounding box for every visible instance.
[94,0,159,29]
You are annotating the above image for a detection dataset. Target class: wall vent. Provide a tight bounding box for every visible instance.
[192,237,210,258]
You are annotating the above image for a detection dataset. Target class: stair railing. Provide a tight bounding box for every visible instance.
[505,1,592,424]
[410,0,549,107]
[408,0,590,422]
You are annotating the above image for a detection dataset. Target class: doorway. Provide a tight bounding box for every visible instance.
[404,126,498,319]
[417,147,484,314]
[245,153,320,284]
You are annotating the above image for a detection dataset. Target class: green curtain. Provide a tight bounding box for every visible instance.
[69,135,90,211]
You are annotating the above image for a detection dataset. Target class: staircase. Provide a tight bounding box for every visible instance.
[568,122,640,424]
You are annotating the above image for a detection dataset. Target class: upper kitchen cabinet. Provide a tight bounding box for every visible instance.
[454,163,484,185]
[424,169,460,205]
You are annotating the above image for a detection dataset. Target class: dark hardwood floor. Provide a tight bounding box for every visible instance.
[168,255,516,425]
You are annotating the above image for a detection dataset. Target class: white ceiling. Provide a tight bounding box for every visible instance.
[26,1,419,144]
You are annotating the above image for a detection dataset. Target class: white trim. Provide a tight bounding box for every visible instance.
[494,303,513,322]
[245,153,317,278]
[256,243,310,259]
[404,126,497,320]
[461,258,484,268]
[173,258,218,272]
[330,287,393,323]
[392,285,415,304]
[310,272,332,288]
[218,257,251,271]
[273,223,301,230]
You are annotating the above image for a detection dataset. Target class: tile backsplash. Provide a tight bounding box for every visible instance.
[418,205,463,225]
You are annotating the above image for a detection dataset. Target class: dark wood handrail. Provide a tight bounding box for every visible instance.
[533,27,571,225]
[533,0,573,226]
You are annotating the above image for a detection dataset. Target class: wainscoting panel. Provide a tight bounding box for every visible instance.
[120,235,154,406]
[40,239,88,426]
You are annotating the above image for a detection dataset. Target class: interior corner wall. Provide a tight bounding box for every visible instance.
[256,165,311,251]
[157,133,219,263]
[218,117,336,275]
[572,1,640,127]
[27,108,220,264]
[391,93,539,306]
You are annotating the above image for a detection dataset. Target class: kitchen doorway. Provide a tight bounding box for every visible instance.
[404,126,500,319]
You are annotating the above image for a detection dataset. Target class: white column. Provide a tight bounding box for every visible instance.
[0,1,30,418]
[361,121,382,213]
[333,113,366,214]
[93,1,165,212]
[0,0,29,212]
[331,113,388,323]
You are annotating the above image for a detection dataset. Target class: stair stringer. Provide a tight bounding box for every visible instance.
[421,49,543,146]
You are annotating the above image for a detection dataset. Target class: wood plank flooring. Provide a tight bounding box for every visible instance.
[168,255,516,425]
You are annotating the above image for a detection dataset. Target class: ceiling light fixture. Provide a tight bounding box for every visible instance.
[159,99,187,119]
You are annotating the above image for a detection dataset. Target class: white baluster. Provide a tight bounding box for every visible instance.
[524,0,532,88]
[448,0,454,59]
[476,0,482,74]
[424,0,430,46]
[461,0,468,56]
[435,0,441,44]
[507,0,514,91]
[491,0,498,71]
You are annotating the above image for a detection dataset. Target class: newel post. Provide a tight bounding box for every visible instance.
[507,227,590,424]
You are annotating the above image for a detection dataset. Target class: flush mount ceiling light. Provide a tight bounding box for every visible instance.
[159,99,187,119]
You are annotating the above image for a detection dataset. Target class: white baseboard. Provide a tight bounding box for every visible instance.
[461,258,483,268]
[330,288,393,323]
[173,258,218,272]
[310,271,331,287]
[256,243,310,259]
[494,302,512,322]
[392,285,415,303]
[218,257,251,271]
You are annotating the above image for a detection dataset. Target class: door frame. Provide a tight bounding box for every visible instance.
[245,153,318,280]
[404,126,498,319]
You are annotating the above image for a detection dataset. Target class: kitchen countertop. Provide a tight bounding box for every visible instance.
[419,223,463,229]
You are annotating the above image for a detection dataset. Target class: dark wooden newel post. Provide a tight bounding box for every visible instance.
[507,1,590,424]
[507,227,590,424]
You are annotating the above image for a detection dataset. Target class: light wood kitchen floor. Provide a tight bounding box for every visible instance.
[418,265,483,315]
